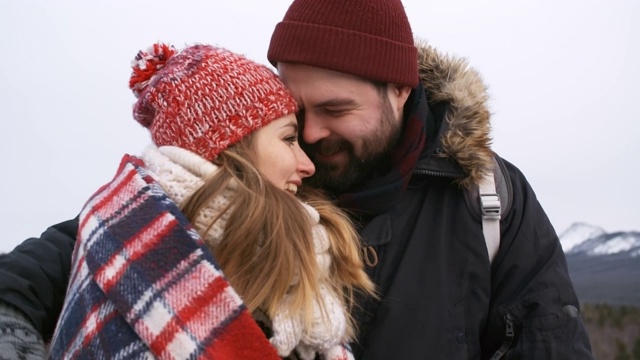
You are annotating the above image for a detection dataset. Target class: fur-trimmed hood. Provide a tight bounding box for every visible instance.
[415,39,494,188]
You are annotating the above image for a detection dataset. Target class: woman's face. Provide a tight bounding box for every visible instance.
[251,114,315,195]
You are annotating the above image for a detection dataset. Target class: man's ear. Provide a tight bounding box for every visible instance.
[390,84,412,113]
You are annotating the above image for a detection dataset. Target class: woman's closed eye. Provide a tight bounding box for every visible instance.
[284,134,298,145]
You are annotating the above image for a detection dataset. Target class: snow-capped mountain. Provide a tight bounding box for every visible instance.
[559,222,606,253]
[559,222,640,306]
[559,222,640,257]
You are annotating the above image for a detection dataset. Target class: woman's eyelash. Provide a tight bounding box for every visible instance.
[285,135,298,144]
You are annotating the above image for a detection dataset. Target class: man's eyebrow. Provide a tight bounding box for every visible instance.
[314,98,357,108]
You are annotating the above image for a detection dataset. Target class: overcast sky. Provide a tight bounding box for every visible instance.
[0,0,638,252]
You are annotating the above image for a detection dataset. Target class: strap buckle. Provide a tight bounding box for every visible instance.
[480,193,501,220]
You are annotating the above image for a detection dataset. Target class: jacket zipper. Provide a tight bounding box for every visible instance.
[488,313,515,360]
[413,169,465,178]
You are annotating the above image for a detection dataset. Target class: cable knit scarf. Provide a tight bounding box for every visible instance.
[49,145,353,360]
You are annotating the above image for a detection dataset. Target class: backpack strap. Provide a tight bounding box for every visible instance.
[479,171,501,263]
[464,155,513,264]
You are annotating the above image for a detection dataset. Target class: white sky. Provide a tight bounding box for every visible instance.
[0,0,638,252]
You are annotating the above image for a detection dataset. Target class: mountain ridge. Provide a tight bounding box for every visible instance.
[559,222,640,306]
[559,222,640,257]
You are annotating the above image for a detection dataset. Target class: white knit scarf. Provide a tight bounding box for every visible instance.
[141,145,349,360]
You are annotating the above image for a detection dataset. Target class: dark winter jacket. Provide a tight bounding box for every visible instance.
[0,217,76,341]
[347,41,593,359]
[0,41,593,359]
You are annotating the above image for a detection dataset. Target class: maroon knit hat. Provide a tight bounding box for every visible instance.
[268,0,419,88]
[129,43,298,161]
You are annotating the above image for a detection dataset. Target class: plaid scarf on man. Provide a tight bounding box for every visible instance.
[49,155,280,359]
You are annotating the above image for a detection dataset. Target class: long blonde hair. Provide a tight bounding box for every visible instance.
[180,136,375,339]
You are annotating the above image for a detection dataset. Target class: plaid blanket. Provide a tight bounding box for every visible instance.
[49,155,280,359]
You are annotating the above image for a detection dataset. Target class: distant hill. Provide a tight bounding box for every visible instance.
[559,223,640,359]
[560,222,640,306]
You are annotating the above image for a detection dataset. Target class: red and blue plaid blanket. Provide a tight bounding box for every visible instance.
[49,155,280,359]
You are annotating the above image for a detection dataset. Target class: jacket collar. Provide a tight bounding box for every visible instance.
[414,39,494,188]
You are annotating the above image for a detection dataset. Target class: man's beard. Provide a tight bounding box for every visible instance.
[302,92,403,194]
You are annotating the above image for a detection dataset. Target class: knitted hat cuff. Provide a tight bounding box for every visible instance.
[269,21,419,88]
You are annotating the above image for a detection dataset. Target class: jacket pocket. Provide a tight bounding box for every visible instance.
[520,312,565,358]
[504,287,570,360]
[448,303,469,359]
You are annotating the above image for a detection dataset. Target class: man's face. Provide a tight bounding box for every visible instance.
[277,63,410,193]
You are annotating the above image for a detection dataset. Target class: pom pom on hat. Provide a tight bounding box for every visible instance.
[129,43,177,99]
[129,42,298,161]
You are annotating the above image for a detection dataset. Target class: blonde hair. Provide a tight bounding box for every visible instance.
[180,136,375,339]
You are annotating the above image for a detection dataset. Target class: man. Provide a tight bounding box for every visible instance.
[0,0,593,358]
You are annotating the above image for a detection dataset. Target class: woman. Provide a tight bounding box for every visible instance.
[48,43,374,359]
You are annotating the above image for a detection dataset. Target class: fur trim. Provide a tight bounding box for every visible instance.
[416,38,494,187]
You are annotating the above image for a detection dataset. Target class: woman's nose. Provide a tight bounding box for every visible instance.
[296,146,315,178]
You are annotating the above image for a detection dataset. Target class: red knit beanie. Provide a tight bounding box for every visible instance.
[129,43,298,161]
[268,0,419,88]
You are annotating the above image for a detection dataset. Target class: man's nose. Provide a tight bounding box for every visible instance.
[301,114,331,145]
